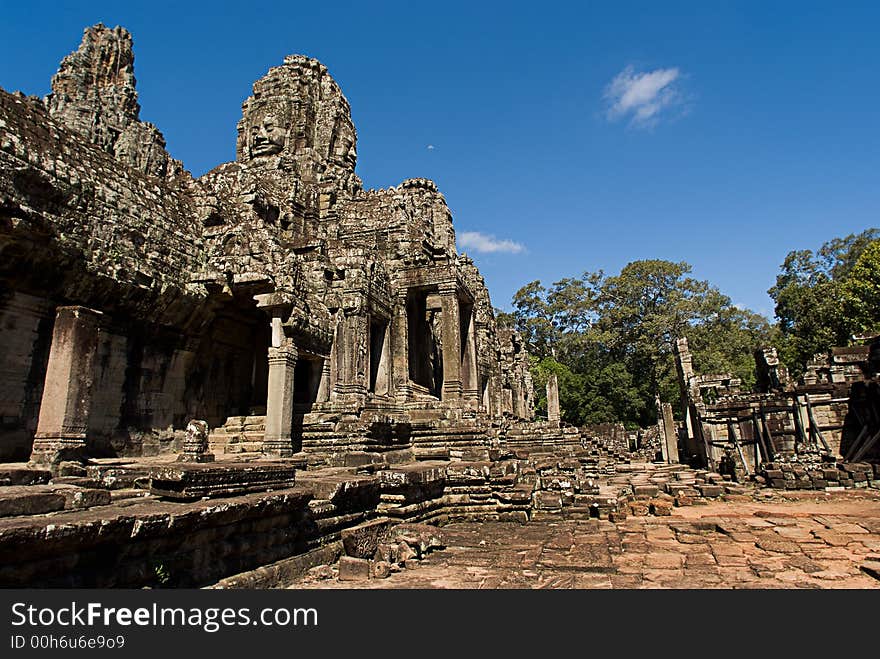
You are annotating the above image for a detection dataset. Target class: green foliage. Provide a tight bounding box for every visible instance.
[152,561,171,587]
[842,239,880,336]
[769,229,878,376]
[511,260,772,427]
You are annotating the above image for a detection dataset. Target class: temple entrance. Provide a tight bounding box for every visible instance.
[407,290,442,398]
[369,317,390,395]
[184,294,270,428]
[293,355,322,412]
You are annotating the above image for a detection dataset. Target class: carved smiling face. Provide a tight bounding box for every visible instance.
[248,112,287,158]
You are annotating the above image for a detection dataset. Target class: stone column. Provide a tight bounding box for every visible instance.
[661,402,679,463]
[546,373,560,424]
[263,344,297,458]
[30,306,103,464]
[439,286,462,401]
[655,396,669,462]
[512,381,524,418]
[334,313,367,395]
[316,358,331,403]
[461,307,480,409]
[391,293,410,402]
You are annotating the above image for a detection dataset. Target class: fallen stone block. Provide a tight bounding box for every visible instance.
[337,556,372,581]
[628,501,650,516]
[533,491,563,510]
[379,462,447,488]
[388,523,445,555]
[371,560,391,579]
[53,485,112,509]
[341,518,392,559]
[633,484,659,497]
[0,467,52,487]
[150,462,298,499]
[0,486,66,517]
[296,471,380,513]
[396,542,417,563]
[650,499,673,516]
[697,484,724,498]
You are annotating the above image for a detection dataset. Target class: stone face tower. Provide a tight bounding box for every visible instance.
[0,24,535,464]
[46,24,176,178]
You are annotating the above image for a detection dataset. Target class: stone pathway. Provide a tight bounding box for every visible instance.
[291,491,880,589]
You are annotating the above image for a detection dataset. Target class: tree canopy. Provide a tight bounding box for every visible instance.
[508,229,878,429]
[510,260,773,428]
[768,228,879,376]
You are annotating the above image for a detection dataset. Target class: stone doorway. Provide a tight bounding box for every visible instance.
[407,290,442,398]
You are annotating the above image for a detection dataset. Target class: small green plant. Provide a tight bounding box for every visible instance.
[152,561,171,587]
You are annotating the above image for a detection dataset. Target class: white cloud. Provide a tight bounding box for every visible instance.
[458,231,525,254]
[603,65,685,128]
[426,144,435,150]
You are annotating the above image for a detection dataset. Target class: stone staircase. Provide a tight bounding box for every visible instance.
[208,415,266,455]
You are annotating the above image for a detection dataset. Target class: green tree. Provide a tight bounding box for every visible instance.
[842,239,880,336]
[769,229,878,376]
[511,260,770,428]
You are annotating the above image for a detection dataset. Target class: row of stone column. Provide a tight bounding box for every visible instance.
[28,286,483,463]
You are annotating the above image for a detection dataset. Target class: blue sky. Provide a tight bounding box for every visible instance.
[1,1,878,318]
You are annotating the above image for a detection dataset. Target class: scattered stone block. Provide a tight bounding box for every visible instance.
[337,556,372,581]
[697,484,724,498]
[341,518,392,559]
[0,486,65,517]
[371,561,391,579]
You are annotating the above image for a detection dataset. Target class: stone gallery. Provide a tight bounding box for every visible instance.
[0,26,879,589]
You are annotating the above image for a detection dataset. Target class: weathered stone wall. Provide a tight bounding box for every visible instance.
[0,292,53,460]
[0,90,205,318]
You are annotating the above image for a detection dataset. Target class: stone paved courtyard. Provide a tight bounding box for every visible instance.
[291,490,880,589]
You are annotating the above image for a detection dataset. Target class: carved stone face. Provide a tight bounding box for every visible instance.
[249,112,287,158]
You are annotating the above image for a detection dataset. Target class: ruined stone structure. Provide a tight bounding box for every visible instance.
[672,335,880,477]
[0,24,535,466]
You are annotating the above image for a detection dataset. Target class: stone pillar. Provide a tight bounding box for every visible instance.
[502,386,514,416]
[674,336,705,462]
[511,381,524,418]
[655,396,668,462]
[30,306,103,464]
[661,401,679,463]
[461,306,480,409]
[391,293,411,401]
[263,344,297,458]
[439,286,462,401]
[546,373,560,424]
[316,358,331,403]
[335,313,367,395]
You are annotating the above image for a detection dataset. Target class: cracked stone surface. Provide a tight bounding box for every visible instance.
[290,490,880,589]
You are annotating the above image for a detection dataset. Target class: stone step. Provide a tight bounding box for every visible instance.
[222,415,267,431]
[0,465,52,487]
[0,484,111,517]
[0,486,65,517]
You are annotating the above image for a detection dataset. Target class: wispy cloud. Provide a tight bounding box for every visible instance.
[426,144,435,150]
[603,65,686,128]
[459,231,525,254]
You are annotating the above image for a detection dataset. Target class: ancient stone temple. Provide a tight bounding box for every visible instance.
[0,24,535,466]
[3,25,878,591]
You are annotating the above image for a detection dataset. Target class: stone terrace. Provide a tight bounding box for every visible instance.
[290,490,880,589]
